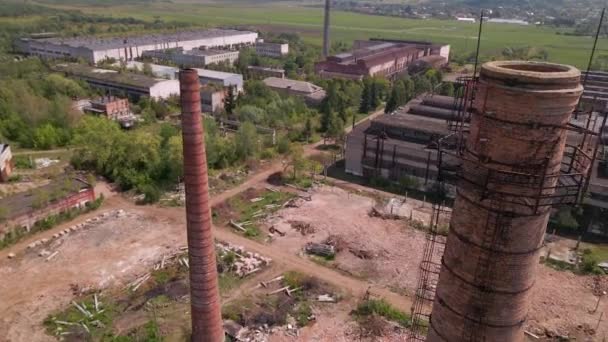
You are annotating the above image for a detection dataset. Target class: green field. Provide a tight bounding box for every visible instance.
[37,1,608,68]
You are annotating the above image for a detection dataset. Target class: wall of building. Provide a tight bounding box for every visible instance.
[2,188,95,238]
[255,43,289,58]
[0,147,12,183]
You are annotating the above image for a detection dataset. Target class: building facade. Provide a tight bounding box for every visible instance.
[315,39,450,80]
[84,96,131,119]
[247,66,285,79]
[54,64,180,100]
[255,42,289,58]
[16,29,257,64]
[142,48,239,68]
[201,87,227,113]
[0,144,13,183]
[122,61,244,92]
[345,95,457,186]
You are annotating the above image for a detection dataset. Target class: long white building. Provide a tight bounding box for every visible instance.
[16,29,258,64]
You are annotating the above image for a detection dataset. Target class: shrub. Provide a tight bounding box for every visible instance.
[353,299,411,327]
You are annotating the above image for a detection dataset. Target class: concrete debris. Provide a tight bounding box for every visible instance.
[217,241,272,277]
[45,251,59,262]
[230,220,247,232]
[317,294,336,302]
[260,275,284,288]
[34,158,60,169]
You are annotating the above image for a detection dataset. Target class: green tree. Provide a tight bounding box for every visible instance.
[439,83,455,97]
[235,121,259,160]
[33,123,60,150]
[142,62,154,77]
[224,86,236,115]
[359,78,372,113]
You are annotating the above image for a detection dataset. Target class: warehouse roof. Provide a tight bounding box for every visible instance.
[371,111,449,136]
[54,63,167,89]
[23,29,256,51]
[263,77,323,94]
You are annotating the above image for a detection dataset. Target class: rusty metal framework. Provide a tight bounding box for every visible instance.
[409,203,447,340]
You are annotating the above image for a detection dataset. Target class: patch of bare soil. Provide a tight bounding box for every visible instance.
[265,185,426,295]
[527,267,608,339]
[0,208,180,342]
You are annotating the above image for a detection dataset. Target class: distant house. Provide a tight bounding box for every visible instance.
[0,144,13,183]
[0,177,95,238]
[262,77,326,105]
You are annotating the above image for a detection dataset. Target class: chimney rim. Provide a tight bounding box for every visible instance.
[481,60,581,87]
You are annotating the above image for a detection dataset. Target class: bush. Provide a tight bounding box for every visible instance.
[581,249,605,275]
[353,299,411,327]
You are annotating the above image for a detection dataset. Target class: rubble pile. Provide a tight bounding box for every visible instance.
[289,220,315,235]
[217,242,272,277]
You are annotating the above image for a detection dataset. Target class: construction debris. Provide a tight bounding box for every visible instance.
[7,252,15,259]
[217,242,272,277]
[230,220,247,232]
[317,294,336,302]
[45,251,59,262]
[305,243,335,258]
[268,226,286,237]
[348,247,374,260]
[289,220,315,236]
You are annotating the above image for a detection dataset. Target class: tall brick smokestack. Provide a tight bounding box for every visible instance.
[179,69,224,342]
[323,0,331,57]
[428,61,583,341]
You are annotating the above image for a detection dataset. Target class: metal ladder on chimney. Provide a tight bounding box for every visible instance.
[461,196,506,341]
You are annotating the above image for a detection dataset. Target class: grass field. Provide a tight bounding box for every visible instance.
[38,1,608,68]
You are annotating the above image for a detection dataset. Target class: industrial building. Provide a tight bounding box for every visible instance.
[123,61,244,92]
[315,39,450,80]
[83,96,131,119]
[0,177,95,239]
[262,77,326,105]
[16,29,258,64]
[142,47,240,67]
[201,86,227,113]
[54,64,180,100]
[0,144,13,183]
[581,70,608,107]
[345,94,457,185]
[247,66,285,79]
[255,42,289,58]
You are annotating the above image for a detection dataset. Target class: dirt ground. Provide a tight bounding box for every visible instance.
[264,184,608,339]
[264,185,428,295]
[0,206,181,342]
